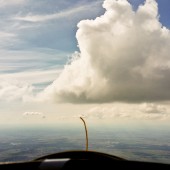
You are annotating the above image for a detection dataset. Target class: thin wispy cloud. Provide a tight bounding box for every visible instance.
[0,69,61,85]
[0,49,68,75]
[0,31,16,38]
[15,1,102,22]
[0,31,18,49]
[0,0,103,54]
[0,0,25,7]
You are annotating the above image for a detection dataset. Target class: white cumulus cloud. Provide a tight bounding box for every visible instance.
[0,80,34,102]
[23,111,45,116]
[40,0,170,103]
[80,103,170,120]
[140,103,167,114]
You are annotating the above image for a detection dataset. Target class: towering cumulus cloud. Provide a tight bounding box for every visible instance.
[42,0,170,103]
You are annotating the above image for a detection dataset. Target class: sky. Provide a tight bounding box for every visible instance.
[0,0,170,127]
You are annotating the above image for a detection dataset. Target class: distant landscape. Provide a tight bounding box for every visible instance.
[0,126,169,164]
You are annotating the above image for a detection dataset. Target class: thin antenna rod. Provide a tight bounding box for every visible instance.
[80,117,88,151]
